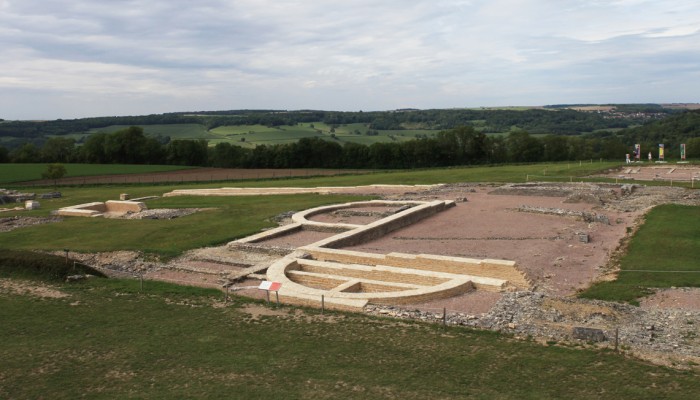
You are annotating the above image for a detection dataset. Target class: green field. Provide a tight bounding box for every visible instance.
[91,124,215,140]
[580,204,700,303]
[0,163,190,184]
[1,193,369,258]
[1,274,698,399]
[91,123,442,148]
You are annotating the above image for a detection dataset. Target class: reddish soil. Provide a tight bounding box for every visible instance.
[344,187,640,297]
[640,288,700,311]
[19,168,370,186]
[406,291,504,315]
[256,229,338,248]
[308,205,402,225]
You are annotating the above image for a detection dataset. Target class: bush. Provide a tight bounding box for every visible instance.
[0,250,106,281]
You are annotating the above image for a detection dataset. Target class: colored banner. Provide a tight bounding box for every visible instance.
[634,144,640,159]
[681,143,686,160]
[658,144,664,161]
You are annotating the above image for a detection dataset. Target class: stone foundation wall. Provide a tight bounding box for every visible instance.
[312,200,455,249]
[301,247,528,289]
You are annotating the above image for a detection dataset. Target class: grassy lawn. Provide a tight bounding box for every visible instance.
[1,276,698,399]
[0,163,191,184]
[0,193,370,258]
[580,204,700,303]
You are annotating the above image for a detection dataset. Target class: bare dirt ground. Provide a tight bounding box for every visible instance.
[348,185,639,297]
[640,288,700,310]
[256,229,337,248]
[19,168,371,186]
[0,278,69,299]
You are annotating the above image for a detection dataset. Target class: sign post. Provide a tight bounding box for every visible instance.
[658,144,664,162]
[258,281,282,305]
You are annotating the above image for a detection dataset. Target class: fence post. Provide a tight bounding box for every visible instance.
[615,328,619,352]
[443,307,447,327]
[321,295,325,315]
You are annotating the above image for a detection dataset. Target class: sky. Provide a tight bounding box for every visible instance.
[1,0,699,120]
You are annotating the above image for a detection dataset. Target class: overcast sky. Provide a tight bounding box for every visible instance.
[1,0,699,120]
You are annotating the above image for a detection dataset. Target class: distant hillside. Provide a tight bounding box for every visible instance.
[0,106,677,151]
[612,109,700,145]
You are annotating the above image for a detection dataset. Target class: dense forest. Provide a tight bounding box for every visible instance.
[1,107,698,168]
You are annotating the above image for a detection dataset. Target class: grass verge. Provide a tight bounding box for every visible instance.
[1,277,699,399]
[580,204,700,304]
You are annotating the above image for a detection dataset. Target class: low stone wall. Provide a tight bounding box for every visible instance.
[312,200,455,249]
[57,200,146,218]
[300,247,528,290]
[233,223,303,245]
[230,198,529,311]
[104,200,146,214]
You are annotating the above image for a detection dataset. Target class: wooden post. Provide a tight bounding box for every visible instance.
[443,307,447,327]
[321,295,325,315]
[266,290,270,304]
[275,291,279,306]
[615,328,619,351]
[140,274,143,293]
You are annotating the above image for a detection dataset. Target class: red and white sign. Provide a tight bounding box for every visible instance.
[258,281,282,291]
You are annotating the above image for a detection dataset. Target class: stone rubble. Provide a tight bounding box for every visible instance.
[516,205,610,224]
[366,291,700,366]
[0,216,63,232]
[119,208,202,220]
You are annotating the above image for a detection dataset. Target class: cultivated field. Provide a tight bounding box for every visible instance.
[92,122,442,148]
[17,167,371,186]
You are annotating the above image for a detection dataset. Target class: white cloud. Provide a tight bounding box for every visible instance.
[1,0,699,119]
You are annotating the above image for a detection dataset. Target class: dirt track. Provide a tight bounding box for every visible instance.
[19,168,371,186]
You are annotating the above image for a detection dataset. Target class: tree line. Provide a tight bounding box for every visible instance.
[2,124,697,168]
[0,107,670,148]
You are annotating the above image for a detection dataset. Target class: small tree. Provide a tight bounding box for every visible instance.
[42,163,67,187]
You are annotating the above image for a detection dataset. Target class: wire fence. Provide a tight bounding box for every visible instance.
[526,174,697,187]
